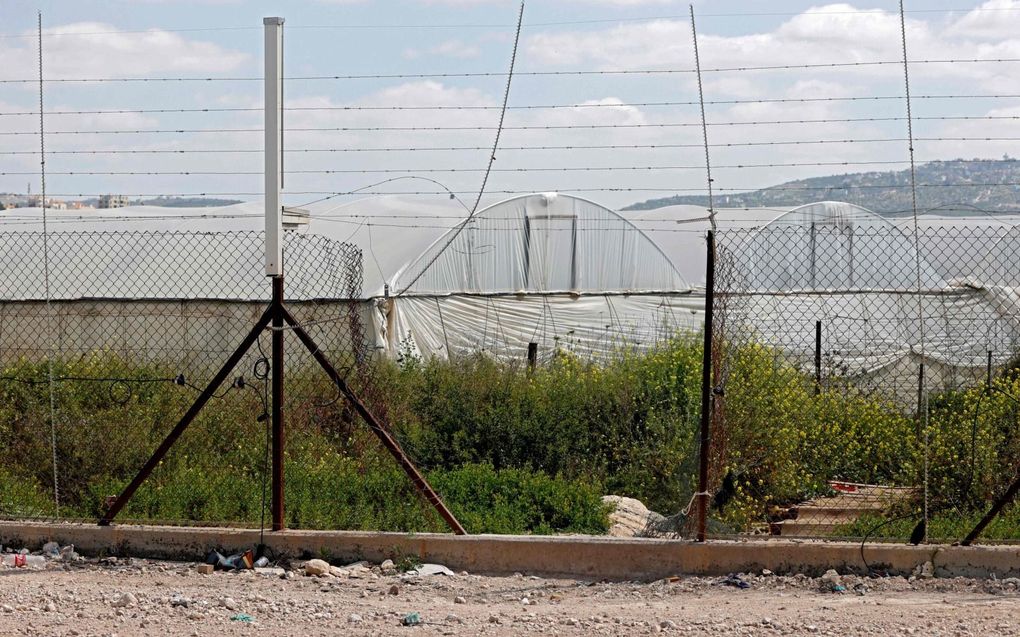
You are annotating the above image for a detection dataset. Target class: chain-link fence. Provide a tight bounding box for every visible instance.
[0,230,457,531]
[709,223,1020,543]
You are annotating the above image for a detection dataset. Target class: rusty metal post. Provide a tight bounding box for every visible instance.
[696,230,715,542]
[962,476,1020,545]
[814,320,822,394]
[280,306,468,535]
[271,276,285,531]
[527,342,538,372]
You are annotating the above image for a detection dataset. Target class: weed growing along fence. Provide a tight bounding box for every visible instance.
[4,333,1020,540]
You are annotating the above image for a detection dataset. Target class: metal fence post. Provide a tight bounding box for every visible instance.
[271,276,285,531]
[697,230,716,542]
[814,320,822,394]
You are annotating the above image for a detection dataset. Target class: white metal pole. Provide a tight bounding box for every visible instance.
[264,16,284,277]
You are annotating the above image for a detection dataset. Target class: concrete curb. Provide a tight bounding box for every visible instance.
[2,521,1019,580]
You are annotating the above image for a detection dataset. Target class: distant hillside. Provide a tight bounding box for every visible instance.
[623,158,1020,212]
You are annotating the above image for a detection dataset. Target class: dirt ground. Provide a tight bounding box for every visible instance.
[2,556,1020,636]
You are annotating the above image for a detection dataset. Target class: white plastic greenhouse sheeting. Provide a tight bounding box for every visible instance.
[712,202,1020,396]
[0,196,466,298]
[0,194,695,362]
[5,197,1020,382]
[394,193,687,295]
[379,292,703,361]
[626,205,784,285]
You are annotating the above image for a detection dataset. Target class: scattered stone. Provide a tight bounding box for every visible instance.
[1,605,13,613]
[44,601,56,613]
[659,619,677,630]
[445,613,463,624]
[169,595,191,608]
[564,617,579,626]
[111,593,137,609]
[254,567,285,577]
[602,495,666,537]
[820,569,842,586]
[916,561,935,579]
[488,615,501,624]
[388,584,400,596]
[454,596,466,604]
[521,597,532,605]
[348,613,363,624]
[380,559,396,575]
[220,597,238,611]
[304,559,331,577]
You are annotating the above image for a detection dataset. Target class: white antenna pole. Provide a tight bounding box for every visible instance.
[264,17,284,277]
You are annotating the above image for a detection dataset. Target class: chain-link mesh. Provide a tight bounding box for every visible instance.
[710,225,1020,542]
[0,230,443,531]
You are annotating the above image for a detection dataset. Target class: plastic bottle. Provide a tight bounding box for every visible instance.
[1,554,46,568]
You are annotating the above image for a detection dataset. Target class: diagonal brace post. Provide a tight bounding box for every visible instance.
[961,473,1020,546]
[280,306,467,535]
[99,306,276,526]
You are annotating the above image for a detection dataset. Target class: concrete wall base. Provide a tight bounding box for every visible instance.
[1,521,1018,580]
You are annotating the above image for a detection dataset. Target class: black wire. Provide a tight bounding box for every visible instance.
[860,512,923,575]
[253,333,272,549]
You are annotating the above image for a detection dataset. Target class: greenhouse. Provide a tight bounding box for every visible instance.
[0,193,701,365]
[627,201,1020,400]
[2,196,1018,393]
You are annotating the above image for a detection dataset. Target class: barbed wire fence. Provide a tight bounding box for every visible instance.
[0,2,1019,541]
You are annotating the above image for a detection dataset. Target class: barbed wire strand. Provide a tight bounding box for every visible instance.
[5,56,1020,84]
[6,92,1020,117]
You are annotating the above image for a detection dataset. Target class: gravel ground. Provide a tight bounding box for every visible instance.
[2,555,1020,636]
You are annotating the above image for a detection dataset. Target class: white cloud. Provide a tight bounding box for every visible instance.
[0,22,248,81]
[946,0,1020,41]
[404,38,483,60]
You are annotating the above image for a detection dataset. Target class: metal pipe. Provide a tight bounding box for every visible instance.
[815,320,822,395]
[264,16,284,277]
[696,230,715,542]
[281,306,468,535]
[99,306,275,525]
[271,276,285,531]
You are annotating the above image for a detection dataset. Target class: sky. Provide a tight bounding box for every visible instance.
[2,0,1020,209]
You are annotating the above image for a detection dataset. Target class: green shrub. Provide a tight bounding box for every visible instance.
[2,338,1018,539]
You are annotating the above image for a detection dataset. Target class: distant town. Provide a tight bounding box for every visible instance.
[0,194,243,210]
